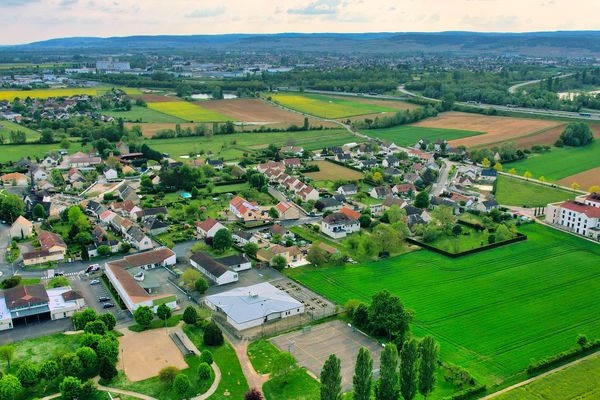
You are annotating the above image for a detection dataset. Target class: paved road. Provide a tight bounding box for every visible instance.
[431,159,453,196]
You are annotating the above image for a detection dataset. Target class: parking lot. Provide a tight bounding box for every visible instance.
[69,273,131,324]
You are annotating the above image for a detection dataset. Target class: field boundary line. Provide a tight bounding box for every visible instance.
[482,350,600,399]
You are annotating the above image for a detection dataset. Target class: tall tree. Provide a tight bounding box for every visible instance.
[375,343,399,400]
[353,347,373,400]
[0,345,15,369]
[0,374,22,400]
[320,354,342,400]
[418,336,439,400]
[368,290,413,343]
[134,306,154,329]
[272,352,297,383]
[400,339,419,400]
[213,228,232,252]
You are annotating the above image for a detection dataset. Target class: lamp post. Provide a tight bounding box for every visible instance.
[121,348,124,372]
[164,313,167,335]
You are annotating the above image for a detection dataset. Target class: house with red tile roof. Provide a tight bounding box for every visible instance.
[546,193,600,240]
[195,218,226,239]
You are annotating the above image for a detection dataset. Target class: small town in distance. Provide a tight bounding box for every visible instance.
[0,3,599,400]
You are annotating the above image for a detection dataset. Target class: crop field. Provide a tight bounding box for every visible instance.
[147,129,358,161]
[101,105,185,123]
[494,175,578,207]
[364,125,482,146]
[125,122,198,137]
[287,224,600,388]
[412,112,562,148]
[138,93,180,103]
[147,101,231,122]
[199,98,338,129]
[0,120,41,142]
[494,354,600,400]
[506,139,600,184]
[0,142,84,163]
[304,160,364,181]
[0,86,141,101]
[557,166,600,190]
[270,92,398,118]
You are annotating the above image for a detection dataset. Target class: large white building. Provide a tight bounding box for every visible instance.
[104,247,177,313]
[205,282,304,331]
[545,193,600,240]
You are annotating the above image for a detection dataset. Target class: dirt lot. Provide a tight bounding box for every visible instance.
[199,98,338,128]
[118,327,189,381]
[139,93,179,103]
[304,160,364,181]
[557,167,600,189]
[270,320,383,391]
[412,112,561,148]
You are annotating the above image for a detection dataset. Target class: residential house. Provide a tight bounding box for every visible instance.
[357,159,378,170]
[319,197,343,212]
[68,152,101,168]
[280,146,304,156]
[190,252,239,285]
[195,218,226,239]
[22,230,68,266]
[232,229,257,246]
[125,226,153,251]
[382,156,400,168]
[403,172,421,185]
[41,154,60,168]
[337,184,358,196]
[257,161,285,174]
[103,168,118,181]
[392,183,416,198]
[403,205,431,223]
[472,199,499,212]
[321,212,360,239]
[0,172,29,186]
[283,158,302,169]
[276,201,301,220]
[370,186,393,199]
[480,169,498,181]
[31,166,48,181]
[111,201,142,219]
[230,196,261,220]
[339,206,361,221]
[215,254,252,272]
[207,159,224,170]
[546,194,600,239]
[136,207,168,220]
[298,186,320,202]
[9,216,33,239]
[269,223,289,238]
[117,184,140,204]
[380,141,401,155]
[142,216,169,236]
[383,167,403,177]
[256,244,302,266]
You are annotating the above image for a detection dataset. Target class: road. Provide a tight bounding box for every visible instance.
[431,159,453,196]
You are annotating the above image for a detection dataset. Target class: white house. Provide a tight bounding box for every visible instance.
[195,218,226,239]
[190,252,239,285]
[205,282,304,331]
[545,193,600,239]
[104,168,118,181]
[321,212,360,239]
[337,184,358,196]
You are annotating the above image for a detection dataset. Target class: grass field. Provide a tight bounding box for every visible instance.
[263,369,321,400]
[0,142,85,163]
[494,175,578,207]
[364,125,482,146]
[148,101,231,122]
[147,129,358,161]
[287,224,600,390]
[506,140,600,182]
[12,332,83,365]
[494,354,600,399]
[304,160,364,181]
[101,105,186,123]
[0,86,141,101]
[0,120,41,142]
[270,93,398,118]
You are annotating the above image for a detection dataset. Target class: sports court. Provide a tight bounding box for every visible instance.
[270,320,383,391]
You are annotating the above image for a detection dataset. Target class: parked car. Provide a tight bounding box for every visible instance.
[90,279,101,285]
[102,302,115,309]
[53,271,64,277]
[98,296,110,302]
[86,264,101,273]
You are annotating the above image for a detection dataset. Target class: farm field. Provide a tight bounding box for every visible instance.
[287,223,600,390]
[364,125,482,146]
[147,101,231,122]
[200,98,338,129]
[125,122,198,137]
[493,353,600,400]
[558,166,600,190]
[0,119,41,142]
[494,174,578,207]
[412,112,562,148]
[0,86,141,101]
[506,139,600,184]
[304,160,364,181]
[0,142,84,163]
[270,92,398,118]
[101,105,186,123]
[147,129,358,161]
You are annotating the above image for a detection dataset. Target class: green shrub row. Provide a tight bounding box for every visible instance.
[526,339,600,375]
[443,384,486,400]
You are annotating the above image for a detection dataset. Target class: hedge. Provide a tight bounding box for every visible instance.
[443,385,486,400]
[526,339,600,375]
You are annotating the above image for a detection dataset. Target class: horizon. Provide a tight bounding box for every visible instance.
[1,0,598,46]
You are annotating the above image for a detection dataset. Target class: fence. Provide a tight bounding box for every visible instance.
[406,232,528,258]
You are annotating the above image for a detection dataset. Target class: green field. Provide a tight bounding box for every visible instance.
[0,142,85,163]
[13,332,83,365]
[506,141,600,181]
[364,125,483,146]
[495,174,578,207]
[494,354,600,399]
[0,86,141,101]
[148,129,358,161]
[287,224,600,390]
[148,101,231,122]
[0,120,41,142]
[270,93,398,118]
[101,105,186,123]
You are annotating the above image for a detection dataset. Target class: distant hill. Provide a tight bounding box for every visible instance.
[3,31,600,57]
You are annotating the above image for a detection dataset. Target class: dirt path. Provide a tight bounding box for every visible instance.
[222,329,270,391]
[482,351,600,399]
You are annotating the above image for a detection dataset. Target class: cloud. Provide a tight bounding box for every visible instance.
[461,14,520,30]
[3,0,39,6]
[187,6,226,18]
[59,0,79,6]
[288,0,340,15]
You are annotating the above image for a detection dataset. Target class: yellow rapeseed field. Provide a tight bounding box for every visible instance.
[0,86,141,101]
[147,101,231,122]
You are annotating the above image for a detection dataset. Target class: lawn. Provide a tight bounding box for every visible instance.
[0,86,140,101]
[494,174,578,207]
[0,120,41,142]
[287,223,600,391]
[364,125,483,147]
[12,332,82,365]
[148,101,231,122]
[494,354,600,400]
[101,105,186,123]
[304,160,364,181]
[0,142,85,163]
[247,339,281,374]
[506,140,600,182]
[262,368,321,400]
[270,93,398,118]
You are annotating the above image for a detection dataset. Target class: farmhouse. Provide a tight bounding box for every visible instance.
[189,252,239,285]
[545,193,600,239]
[321,212,360,239]
[205,282,304,331]
[104,247,177,314]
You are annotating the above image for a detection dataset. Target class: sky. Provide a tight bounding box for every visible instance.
[1,0,599,45]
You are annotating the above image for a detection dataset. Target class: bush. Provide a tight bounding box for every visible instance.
[203,322,224,346]
[443,384,486,400]
[158,366,180,385]
[526,338,600,375]
[173,374,191,397]
[200,350,213,365]
[183,306,198,325]
[198,362,212,381]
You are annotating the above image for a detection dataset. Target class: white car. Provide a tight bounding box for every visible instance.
[89,279,101,285]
